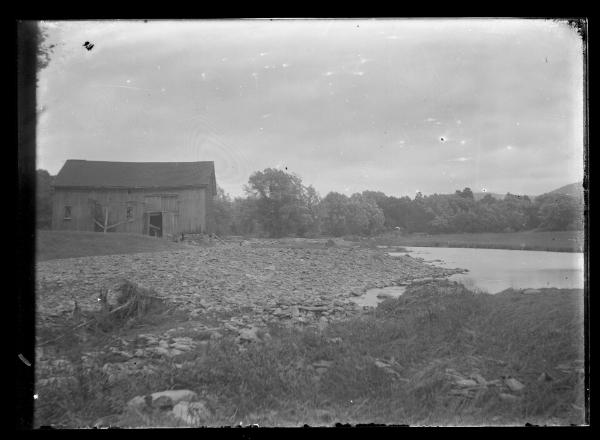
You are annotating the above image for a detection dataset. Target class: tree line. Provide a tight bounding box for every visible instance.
[36,168,584,236]
[211,168,584,237]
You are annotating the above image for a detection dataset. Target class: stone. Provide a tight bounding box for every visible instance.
[153,395,175,410]
[172,337,194,344]
[455,379,479,388]
[504,377,525,392]
[127,389,198,412]
[102,363,133,384]
[172,401,211,426]
[537,372,553,382]
[499,393,521,402]
[449,389,475,398]
[470,373,488,385]
[312,360,334,369]
[152,347,172,356]
[93,414,123,428]
[374,359,391,369]
[238,327,261,343]
[38,376,78,388]
[299,305,329,312]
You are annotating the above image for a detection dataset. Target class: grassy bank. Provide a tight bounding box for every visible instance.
[36,281,586,427]
[370,230,584,253]
[36,230,186,261]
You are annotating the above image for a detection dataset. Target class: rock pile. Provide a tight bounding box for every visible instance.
[125,389,212,426]
[445,368,527,401]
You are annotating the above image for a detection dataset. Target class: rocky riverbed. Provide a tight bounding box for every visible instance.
[34,240,467,427]
[36,241,463,329]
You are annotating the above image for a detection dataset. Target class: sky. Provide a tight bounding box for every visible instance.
[36,19,585,198]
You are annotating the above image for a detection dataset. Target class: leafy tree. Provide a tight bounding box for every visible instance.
[480,193,497,205]
[536,193,584,231]
[406,192,435,232]
[318,192,350,237]
[302,185,322,236]
[245,168,314,237]
[345,197,370,235]
[212,186,234,236]
[359,195,385,235]
[37,24,55,73]
[455,187,474,200]
[381,195,413,230]
[230,197,260,236]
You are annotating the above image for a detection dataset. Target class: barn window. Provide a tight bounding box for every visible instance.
[126,206,134,219]
[64,206,72,220]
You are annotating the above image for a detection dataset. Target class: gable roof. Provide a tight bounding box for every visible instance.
[54,160,216,192]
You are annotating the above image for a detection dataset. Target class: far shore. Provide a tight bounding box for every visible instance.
[366,230,584,253]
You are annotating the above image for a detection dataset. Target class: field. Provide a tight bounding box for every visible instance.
[370,230,584,253]
[32,232,587,427]
[36,230,186,261]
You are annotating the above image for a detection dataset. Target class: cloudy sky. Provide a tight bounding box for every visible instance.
[37,19,584,198]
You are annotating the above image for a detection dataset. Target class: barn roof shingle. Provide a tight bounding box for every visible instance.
[53,160,216,190]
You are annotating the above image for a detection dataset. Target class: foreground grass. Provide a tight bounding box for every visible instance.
[35,281,586,427]
[370,230,584,253]
[36,230,185,261]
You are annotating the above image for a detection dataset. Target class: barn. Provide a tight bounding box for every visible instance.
[51,160,217,238]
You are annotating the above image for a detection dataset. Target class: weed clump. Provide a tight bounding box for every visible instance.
[93,280,165,332]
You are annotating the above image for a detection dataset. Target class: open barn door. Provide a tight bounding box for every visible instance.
[148,213,162,237]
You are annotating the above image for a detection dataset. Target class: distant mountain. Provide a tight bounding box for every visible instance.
[465,182,583,202]
[545,181,584,199]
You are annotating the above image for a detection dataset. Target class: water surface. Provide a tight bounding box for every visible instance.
[351,286,406,308]
[392,247,584,293]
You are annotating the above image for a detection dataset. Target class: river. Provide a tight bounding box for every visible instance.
[352,246,585,307]
[393,246,584,293]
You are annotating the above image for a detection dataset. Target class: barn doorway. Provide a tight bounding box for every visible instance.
[148,212,162,237]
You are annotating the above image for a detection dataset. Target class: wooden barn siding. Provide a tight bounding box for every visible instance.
[178,188,207,233]
[52,187,208,234]
[204,189,215,234]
